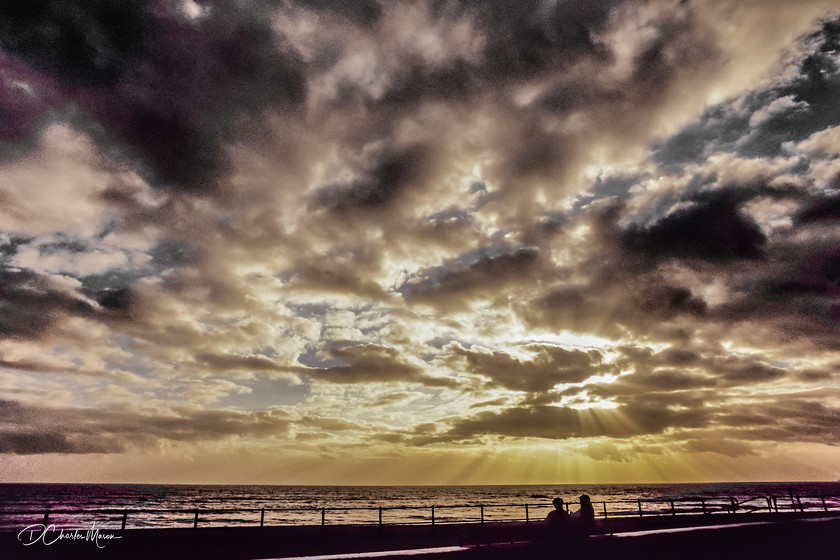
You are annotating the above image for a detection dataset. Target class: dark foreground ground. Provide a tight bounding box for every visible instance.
[3,512,839,560]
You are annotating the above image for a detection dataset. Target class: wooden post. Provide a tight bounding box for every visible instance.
[193,510,199,529]
[431,506,435,526]
[670,500,675,516]
[121,511,127,530]
[321,508,326,526]
[480,505,484,524]
[602,502,608,519]
[525,504,529,524]
[637,499,643,518]
[766,497,773,513]
[701,499,707,515]
[821,497,827,512]
[43,511,50,525]
[260,508,265,527]
[379,508,383,525]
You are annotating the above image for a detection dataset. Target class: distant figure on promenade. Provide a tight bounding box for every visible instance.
[545,497,571,531]
[572,494,595,535]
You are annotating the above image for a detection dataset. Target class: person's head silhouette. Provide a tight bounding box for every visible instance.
[553,497,565,510]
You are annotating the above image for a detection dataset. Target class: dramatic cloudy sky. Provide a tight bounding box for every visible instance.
[2,0,840,484]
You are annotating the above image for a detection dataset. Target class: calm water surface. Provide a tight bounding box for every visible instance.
[1,482,838,529]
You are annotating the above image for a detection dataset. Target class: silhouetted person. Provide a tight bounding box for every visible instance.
[543,497,570,538]
[572,494,595,535]
[729,496,739,513]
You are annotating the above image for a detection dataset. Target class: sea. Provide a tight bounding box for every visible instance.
[1,482,839,530]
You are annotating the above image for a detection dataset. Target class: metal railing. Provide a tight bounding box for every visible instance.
[3,494,839,530]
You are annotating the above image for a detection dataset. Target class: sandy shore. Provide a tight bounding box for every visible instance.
[4,512,839,560]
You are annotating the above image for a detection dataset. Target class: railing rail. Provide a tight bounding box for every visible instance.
[3,494,839,530]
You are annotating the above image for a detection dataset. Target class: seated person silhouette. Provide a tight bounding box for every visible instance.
[543,497,571,536]
[571,494,595,535]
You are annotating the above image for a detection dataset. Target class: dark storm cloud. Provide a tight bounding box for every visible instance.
[618,369,714,392]
[95,286,134,313]
[0,76,48,154]
[429,398,712,443]
[681,438,755,458]
[323,0,620,111]
[373,58,477,108]
[0,263,140,346]
[441,343,606,392]
[534,2,712,113]
[0,431,124,454]
[443,405,584,441]
[399,247,541,306]
[0,398,292,454]
[285,262,388,298]
[0,271,52,339]
[525,277,706,340]
[700,392,840,446]
[623,193,766,260]
[798,194,840,223]
[0,236,31,261]
[772,245,840,298]
[0,0,305,190]
[683,207,840,336]
[606,345,791,392]
[149,239,203,268]
[308,343,457,387]
[289,0,383,26]
[313,145,433,213]
[281,244,388,298]
[423,383,840,446]
[0,1,148,87]
[440,0,617,79]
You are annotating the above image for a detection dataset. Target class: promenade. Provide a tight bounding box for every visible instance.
[4,511,840,560]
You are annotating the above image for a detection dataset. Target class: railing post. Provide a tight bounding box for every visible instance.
[260,508,265,527]
[121,510,127,530]
[480,505,484,524]
[43,511,50,525]
[701,499,707,515]
[670,500,675,516]
[637,499,643,518]
[431,506,435,526]
[602,502,608,519]
[193,510,199,529]
[321,508,326,526]
[766,497,773,513]
[525,504,529,524]
[379,507,382,525]
[821,497,827,512]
